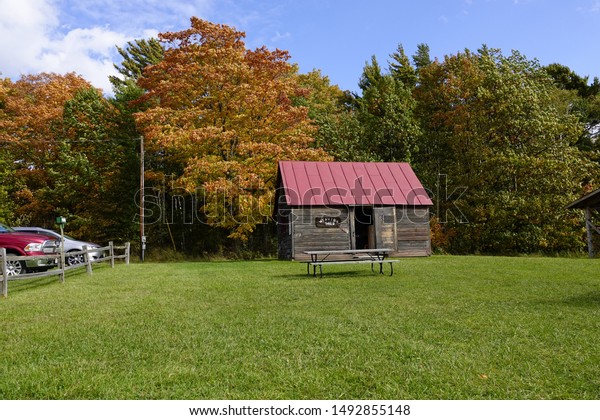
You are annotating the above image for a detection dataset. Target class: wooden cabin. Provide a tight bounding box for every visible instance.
[275,161,433,261]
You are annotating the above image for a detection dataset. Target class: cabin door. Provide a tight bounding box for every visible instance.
[353,207,373,249]
[352,207,396,250]
[373,207,397,250]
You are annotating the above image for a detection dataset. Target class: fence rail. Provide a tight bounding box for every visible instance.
[1,241,130,297]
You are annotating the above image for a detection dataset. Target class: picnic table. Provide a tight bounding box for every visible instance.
[303,248,399,277]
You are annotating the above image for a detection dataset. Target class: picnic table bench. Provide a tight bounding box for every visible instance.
[303,248,399,277]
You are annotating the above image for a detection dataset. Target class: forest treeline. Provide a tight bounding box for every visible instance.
[1,17,599,257]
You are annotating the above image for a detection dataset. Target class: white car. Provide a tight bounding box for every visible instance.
[13,227,104,266]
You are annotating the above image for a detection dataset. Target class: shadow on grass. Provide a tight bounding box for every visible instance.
[535,291,600,308]
[559,291,600,308]
[4,264,110,296]
[7,274,59,293]
[274,269,392,280]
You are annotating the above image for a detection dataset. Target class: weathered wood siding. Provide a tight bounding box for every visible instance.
[291,207,351,261]
[394,206,431,257]
[277,205,431,260]
[374,207,397,250]
[277,207,293,260]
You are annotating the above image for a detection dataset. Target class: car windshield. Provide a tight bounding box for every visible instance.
[0,223,15,233]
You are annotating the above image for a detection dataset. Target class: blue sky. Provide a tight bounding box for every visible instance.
[1,0,599,94]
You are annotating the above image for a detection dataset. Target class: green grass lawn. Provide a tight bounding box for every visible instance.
[1,256,599,399]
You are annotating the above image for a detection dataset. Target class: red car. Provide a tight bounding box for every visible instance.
[0,223,58,276]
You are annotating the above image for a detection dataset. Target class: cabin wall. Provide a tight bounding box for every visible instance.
[277,205,432,260]
[291,206,351,261]
[394,206,431,257]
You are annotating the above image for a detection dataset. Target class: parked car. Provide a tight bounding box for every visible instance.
[0,223,58,275]
[13,227,104,266]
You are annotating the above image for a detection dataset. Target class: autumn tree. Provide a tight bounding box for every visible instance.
[414,47,598,254]
[135,18,329,241]
[293,70,369,161]
[0,146,15,223]
[294,69,349,146]
[59,87,139,241]
[0,78,16,222]
[320,53,420,163]
[544,63,600,155]
[0,73,137,242]
[0,73,94,226]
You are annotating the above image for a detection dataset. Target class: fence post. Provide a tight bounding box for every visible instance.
[1,248,7,297]
[109,241,115,268]
[82,245,93,276]
[125,242,130,265]
[58,239,65,283]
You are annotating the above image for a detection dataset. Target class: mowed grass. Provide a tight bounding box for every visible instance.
[1,256,599,400]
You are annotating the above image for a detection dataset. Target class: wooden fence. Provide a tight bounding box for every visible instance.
[1,241,130,297]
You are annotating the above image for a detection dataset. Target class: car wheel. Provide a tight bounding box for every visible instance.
[66,252,84,266]
[4,254,25,276]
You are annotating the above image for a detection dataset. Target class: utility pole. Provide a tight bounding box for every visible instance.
[140,136,145,262]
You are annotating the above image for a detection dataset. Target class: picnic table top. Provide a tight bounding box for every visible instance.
[303,248,393,255]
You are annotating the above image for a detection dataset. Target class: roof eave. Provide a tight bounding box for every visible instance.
[566,187,600,209]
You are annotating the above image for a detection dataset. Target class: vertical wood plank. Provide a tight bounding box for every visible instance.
[109,241,115,268]
[374,207,396,250]
[586,207,594,258]
[291,208,296,259]
[125,242,131,265]
[1,248,8,297]
[349,207,356,250]
[59,242,65,284]
[82,245,93,275]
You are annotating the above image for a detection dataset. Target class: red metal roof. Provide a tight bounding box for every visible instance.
[278,161,433,206]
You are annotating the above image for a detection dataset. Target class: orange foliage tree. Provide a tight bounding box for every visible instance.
[135,18,329,240]
[0,73,96,224]
[0,73,136,241]
[0,73,93,160]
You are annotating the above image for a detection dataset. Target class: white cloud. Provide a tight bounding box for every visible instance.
[0,0,58,72]
[0,0,214,94]
[37,26,129,93]
[0,0,128,93]
[576,0,600,13]
[271,31,291,43]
